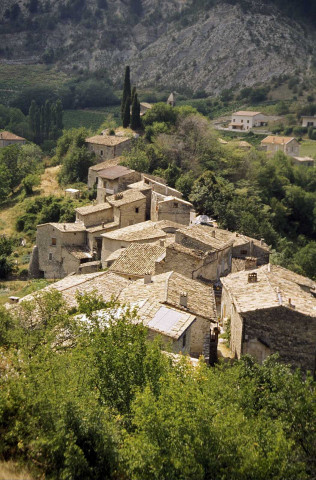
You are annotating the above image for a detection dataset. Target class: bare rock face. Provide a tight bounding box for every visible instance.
[0,0,315,92]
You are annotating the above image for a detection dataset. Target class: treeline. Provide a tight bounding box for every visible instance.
[29,99,63,144]
[0,291,314,479]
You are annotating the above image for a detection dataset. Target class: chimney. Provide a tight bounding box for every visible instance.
[63,224,66,230]
[311,285,316,298]
[160,239,165,247]
[248,272,257,283]
[211,230,216,238]
[102,222,105,228]
[114,192,123,200]
[144,272,152,284]
[260,238,264,246]
[288,298,296,309]
[245,257,257,270]
[180,292,188,308]
[267,263,271,272]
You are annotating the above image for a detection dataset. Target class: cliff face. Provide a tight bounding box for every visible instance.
[1,0,315,93]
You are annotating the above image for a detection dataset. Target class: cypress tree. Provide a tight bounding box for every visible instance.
[34,106,41,144]
[131,93,141,130]
[55,99,63,131]
[122,96,131,128]
[44,99,51,139]
[121,66,131,121]
[28,100,37,141]
[131,85,136,103]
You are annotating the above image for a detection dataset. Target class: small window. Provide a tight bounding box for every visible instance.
[174,202,178,208]
[182,332,187,348]
[240,249,248,255]
[135,207,139,213]
[241,119,244,123]
[49,253,53,260]
[100,150,104,156]
[247,120,249,123]
[51,237,56,246]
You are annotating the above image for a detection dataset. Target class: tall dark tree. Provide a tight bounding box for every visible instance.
[55,99,63,131]
[131,85,136,103]
[28,100,37,140]
[122,96,131,128]
[121,66,131,121]
[131,93,141,130]
[44,100,51,139]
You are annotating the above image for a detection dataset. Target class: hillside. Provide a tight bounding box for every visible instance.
[0,0,315,94]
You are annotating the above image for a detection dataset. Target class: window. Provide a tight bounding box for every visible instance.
[51,238,56,246]
[182,332,187,348]
[247,120,249,123]
[241,119,244,123]
[240,249,248,255]
[174,202,178,208]
[49,253,53,261]
[100,150,104,156]
[135,207,139,213]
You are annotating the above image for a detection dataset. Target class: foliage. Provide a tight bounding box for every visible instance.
[0,288,314,479]
[130,93,141,130]
[0,236,14,279]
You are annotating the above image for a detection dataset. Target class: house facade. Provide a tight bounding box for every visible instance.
[229,111,266,131]
[301,115,316,128]
[221,265,316,373]
[261,136,300,157]
[96,165,141,204]
[85,134,131,160]
[151,192,193,225]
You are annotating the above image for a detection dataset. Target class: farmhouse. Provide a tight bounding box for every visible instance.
[221,264,316,373]
[0,131,26,147]
[87,157,123,188]
[85,134,131,160]
[260,136,300,157]
[292,156,315,167]
[229,111,266,131]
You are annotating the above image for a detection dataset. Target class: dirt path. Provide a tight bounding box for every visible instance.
[38,165,63,196]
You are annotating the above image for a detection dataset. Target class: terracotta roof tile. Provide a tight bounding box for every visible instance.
[109,243,165,277]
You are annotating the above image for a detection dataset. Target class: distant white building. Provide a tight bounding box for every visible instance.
[301,115,316,128]
[229,111,266,131]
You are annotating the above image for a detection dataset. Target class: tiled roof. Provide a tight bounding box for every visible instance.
[109,243,165,276]
[128,181,152,191]
[101,221,167,242]
[261,136,296,145]
[98,165,134,179]
[106,189,145,207]
[0,131,25,140]
[85,135,130,146]
[167,242,206,258]
[232,233,270,252]
[177,225,235,251]
[86,220,119,233]
[159,196,193,207]
[37,223,86,232]
[233,111,262,116]
[222,264,316,317]
[140,102,152,109]
[89,157,123,172]
[75,203,112,215]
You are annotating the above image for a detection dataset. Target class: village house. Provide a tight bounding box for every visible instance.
[151,192,193,225]
[140,102,152,115]
[167,92,176,107]
[101,220,181,265]
[15,270,218,359]
[0,131,26,147]
[106,189,146,228]
[221,264,316,373]
[85,134,131,160]
[108,243,166,280]
[87,157,123,188]
[292,156,315,167]
[229,111,266,131]
[35,223,88,279]
[260,136,300,157]
[301,115,316,128]
[96,165,141,204]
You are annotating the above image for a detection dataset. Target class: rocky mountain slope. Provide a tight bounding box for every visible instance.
[1,0,315,93]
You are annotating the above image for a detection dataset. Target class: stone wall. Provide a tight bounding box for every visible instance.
[76,208,113,227]
[147,327,191,355]
[116,198,146,228]
[221,286,243,359]
[190,316,211,358]
[151,192,191,225]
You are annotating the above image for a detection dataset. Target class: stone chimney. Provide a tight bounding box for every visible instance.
[160,239,165,247]
[144,272,152,284]
[248,272,257,283]
[260,238,265,246]
[180,292,188,308]
[114,192,123,200]
[245,257,257,270]
[63,224,66,230]
[211,230,216,238]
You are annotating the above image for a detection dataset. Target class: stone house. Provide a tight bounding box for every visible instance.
[101,220,181,265]
[108,243,166,280]
[260,136,300,157]
[167,93,176,107]
[229,111,266,131]
[292,156,315,167]
[140,102,152,115]
[221,264,316,373]
[87,157,123,188]
[75,203,114,228]
[232,233,270,266]
[151,192,193,225]
[301,115,316,128]
[96,165,141,204]
[16,270,217,358]
[36,223,87,278]
[106,189,146,228]
[85,134,131,160]
[0,131,26,147]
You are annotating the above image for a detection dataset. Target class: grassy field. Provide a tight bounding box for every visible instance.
[0,64,71,105]
[300,139,316,158]
[0,461,34,480]
[63,106,121,131]
[0,279,53,305]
